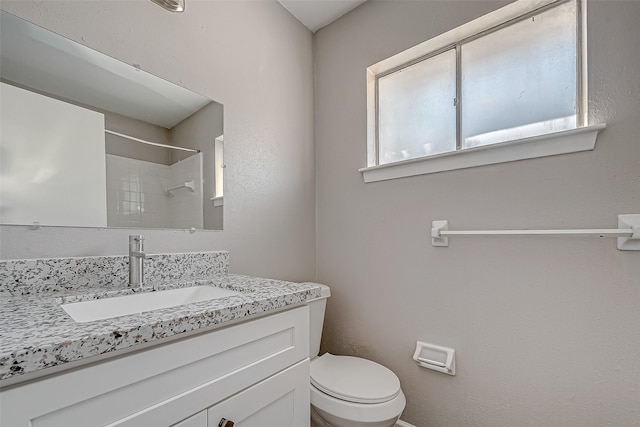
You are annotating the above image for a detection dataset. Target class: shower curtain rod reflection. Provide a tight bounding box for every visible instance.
[105,129,200,153]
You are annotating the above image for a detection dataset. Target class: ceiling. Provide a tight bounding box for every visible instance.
[277,0,367,32]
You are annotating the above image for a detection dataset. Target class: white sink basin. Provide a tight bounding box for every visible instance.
[61,286,241,323]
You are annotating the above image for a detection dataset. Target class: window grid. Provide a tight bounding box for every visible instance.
[455,44,462,151]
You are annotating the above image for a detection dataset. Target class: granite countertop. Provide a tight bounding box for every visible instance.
[0,252,321,383]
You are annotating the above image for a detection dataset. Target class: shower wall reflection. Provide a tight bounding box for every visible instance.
[106,153,203,230]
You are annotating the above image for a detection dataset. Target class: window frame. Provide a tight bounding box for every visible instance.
[361,0,604,183]
[211,135,224,207]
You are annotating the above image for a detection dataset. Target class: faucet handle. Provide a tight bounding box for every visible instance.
[129,235,145,253]
[129,234,144,244]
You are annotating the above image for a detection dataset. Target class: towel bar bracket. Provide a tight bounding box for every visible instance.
[618,214,640,250]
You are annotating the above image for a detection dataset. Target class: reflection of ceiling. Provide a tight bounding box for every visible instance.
[278,0,367,32]
[0,11,211,129]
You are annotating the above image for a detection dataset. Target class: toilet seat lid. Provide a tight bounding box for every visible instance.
[310,354,401,404]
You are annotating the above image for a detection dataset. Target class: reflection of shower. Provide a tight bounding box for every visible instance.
[106,153,203,229]
[165,180,195,196]
[150,0,185,12]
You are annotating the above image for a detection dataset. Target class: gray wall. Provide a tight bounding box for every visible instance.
[315,1,640,426]
[0,0,316,282]
[171,102,224,230]
[105,111,173,165]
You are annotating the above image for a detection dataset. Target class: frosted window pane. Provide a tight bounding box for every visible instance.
[378,49,456,164]
[461,1,577,148]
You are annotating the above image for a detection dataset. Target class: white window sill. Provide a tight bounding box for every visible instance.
[210,196,223,207]
[359,124,606,183]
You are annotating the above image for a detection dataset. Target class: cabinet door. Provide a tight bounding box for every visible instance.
[173,410,207,427]
[208,359,310,427]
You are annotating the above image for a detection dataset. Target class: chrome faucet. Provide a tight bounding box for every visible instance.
[129,235,148,289]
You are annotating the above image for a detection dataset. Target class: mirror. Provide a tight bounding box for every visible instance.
[0,11,224,231]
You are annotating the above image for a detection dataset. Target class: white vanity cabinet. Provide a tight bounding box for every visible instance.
[0,306,310,427]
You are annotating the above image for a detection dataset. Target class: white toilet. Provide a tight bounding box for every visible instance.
[306,283,406,427]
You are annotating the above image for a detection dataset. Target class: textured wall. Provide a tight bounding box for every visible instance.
[0,0,316,282]
[315,1,640,426]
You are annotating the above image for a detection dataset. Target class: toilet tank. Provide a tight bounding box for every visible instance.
[303,283,331,359]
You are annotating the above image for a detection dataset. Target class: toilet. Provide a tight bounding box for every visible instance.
[306,283,406,427]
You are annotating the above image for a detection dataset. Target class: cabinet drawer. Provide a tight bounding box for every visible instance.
[207,359,310,427]
[174,411,207,427]
[0,306,309,427]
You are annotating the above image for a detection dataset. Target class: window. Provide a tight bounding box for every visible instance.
[362,0,604,183]
[211,135,224,207]
[378,49,457,163]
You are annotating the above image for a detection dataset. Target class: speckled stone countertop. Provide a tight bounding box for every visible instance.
[0,252,321,383]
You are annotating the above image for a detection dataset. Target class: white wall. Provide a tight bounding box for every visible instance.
[0,82,107,228]
[0,0,316,282]
[315,1,640,426]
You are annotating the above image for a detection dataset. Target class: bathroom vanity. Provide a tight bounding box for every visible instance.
[0,252,320,426]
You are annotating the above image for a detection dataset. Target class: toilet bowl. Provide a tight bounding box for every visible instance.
[310,353,406,427]
[305,283,405,427]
